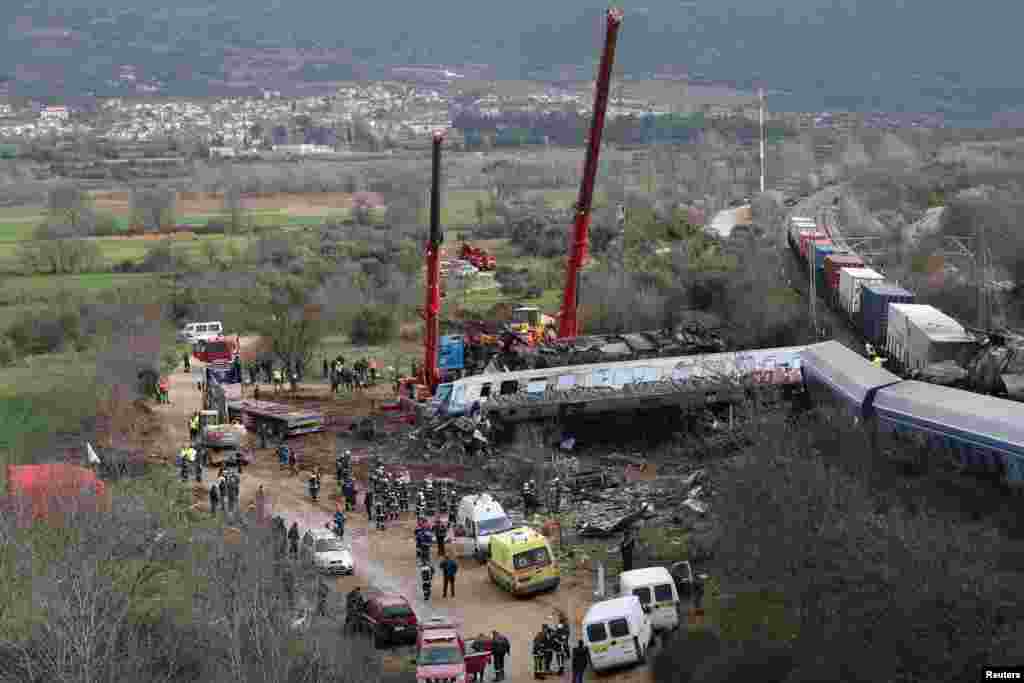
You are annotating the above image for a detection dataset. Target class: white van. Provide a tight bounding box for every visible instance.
[178,321,223,343]
[582,595,653,672]
[618,566,680,631]
[455,493,515,560]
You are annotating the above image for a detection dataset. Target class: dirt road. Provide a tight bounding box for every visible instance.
[157,359,654,683]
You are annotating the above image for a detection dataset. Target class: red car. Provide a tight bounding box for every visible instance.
[354,591,419,648]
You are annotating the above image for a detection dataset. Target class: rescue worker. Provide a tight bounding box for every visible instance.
[491,630,510,681]
[342,477,356,512]
[256,484,267,525]
[179,446,190,481]
[374,496,386,531]
[432,517,447,557]
[424,479,435,517]
[333,507,345,538]
[365,488,374,520]
[194,453,203,482]
[415,491,427,522]
[416,522,433,563]
[189,412,200,442]
[541,624,555,673]
[217,472,226,504]
[549,477,562,514]
[209,481,220,515]
[287,522,300,559]
[439,553,458,598]
[532,630,548,677]
[317,578,329,617]
[620,526,636,573]
[227,472,240,514]
[554,620,570,674]
[419,559,434,601]
[447,488,458,526]
[309,470,320,502]
[345,586,364,630]
[571,640,589,683]
[272,367,283,393]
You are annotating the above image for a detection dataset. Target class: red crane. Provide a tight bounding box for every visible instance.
[419,131,445,394]
[558,7,624,339]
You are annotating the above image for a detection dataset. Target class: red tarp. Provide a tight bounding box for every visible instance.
[5,464,107,522]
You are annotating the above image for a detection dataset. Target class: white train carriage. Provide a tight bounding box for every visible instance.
[434,346,807,423]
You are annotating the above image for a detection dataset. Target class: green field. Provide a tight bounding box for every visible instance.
[0,273,160,304]
[0,220,43,243]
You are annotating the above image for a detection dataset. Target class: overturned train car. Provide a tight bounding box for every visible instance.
[801,340,1024,490]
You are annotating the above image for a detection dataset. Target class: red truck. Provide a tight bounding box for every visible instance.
[459,242,496,271]
[192,336,238,364]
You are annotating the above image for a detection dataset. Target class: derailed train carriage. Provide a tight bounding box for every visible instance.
[801,340,1024,490]
[434,345,807,425]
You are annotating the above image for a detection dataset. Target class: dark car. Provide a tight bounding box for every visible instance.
[354,591,419,648]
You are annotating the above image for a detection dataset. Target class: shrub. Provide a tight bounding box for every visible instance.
[349,306,397,346]
[92,213,122,237]
[0,337,15,366]
[5,309,82,356]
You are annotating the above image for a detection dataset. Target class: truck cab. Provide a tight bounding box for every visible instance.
[197,409,244,450]
[415,617,466,683]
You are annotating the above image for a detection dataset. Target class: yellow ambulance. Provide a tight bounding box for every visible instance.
[487,526,560,596]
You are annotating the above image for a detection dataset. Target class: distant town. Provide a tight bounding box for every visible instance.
[0,79,945,158]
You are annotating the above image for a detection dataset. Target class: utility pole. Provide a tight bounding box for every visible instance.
[759,87,766,194]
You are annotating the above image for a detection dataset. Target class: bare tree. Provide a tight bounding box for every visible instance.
[44,183,97,236]
[246,272,329,391]
[130,186,175,233]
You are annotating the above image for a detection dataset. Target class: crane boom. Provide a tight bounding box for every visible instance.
[558,7,623,339]
[421,131,445,393]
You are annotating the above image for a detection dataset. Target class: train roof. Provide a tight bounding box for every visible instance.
[874,380,1024,451]
[801,341,902,407]
[458,346,808,385]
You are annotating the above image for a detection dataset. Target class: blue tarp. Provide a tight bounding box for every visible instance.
[438,335,464,370]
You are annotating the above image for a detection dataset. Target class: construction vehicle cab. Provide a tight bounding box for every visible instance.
[510,306,556,345]
[487,526,560,595]
[197,409,244,450]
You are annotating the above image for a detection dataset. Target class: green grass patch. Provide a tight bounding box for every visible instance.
[0,221,41,243]
[704,579,799,643]
[0,273,159,303]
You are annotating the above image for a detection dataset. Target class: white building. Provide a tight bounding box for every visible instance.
[40,106,69,121]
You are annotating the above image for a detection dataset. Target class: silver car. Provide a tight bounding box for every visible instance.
[302,528,354,575]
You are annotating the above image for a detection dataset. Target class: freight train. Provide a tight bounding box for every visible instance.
[801,340,1024,490]
[785,214,1024,398]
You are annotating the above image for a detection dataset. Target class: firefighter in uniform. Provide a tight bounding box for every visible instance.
[374,496,386,531]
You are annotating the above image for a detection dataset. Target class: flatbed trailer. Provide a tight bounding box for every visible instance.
[227,399,324,440]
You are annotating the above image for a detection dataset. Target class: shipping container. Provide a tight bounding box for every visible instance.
[838,267,885,319]
[860,283,914,345]
[798,231,827,260]
[812,241,836,272]
[824,254,865,292]
[885,304,977,373]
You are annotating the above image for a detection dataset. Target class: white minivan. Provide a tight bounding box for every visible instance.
[178,321,223,343]
[582,595,653,672]
[455,493,515,561]
[618,566,680,631]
